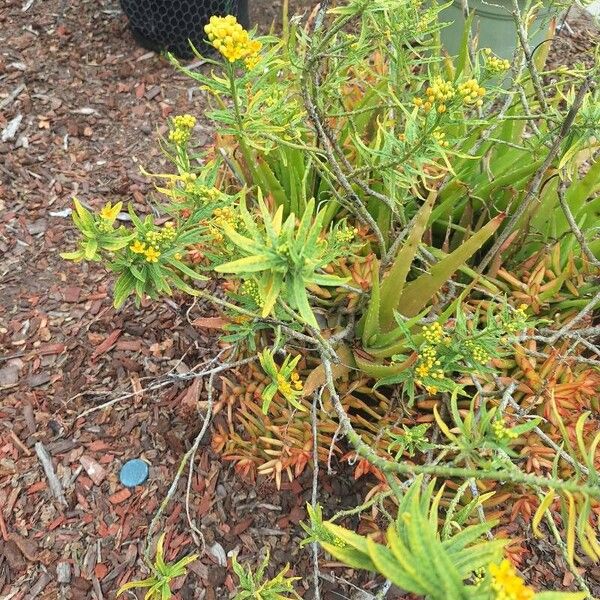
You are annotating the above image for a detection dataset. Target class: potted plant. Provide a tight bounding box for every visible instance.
[119,0,249,58]
[439,0,557,58]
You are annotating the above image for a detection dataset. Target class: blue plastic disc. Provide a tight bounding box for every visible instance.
[119,459,150,488]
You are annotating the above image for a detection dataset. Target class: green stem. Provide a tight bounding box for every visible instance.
[321,353,600,499]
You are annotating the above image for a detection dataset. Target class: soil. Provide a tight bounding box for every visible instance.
[0,0,598,598]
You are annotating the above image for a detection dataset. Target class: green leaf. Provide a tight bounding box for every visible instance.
[220,225,267,255]
[398,213,505,318]
[353,352,416,379]
[290,276,318,328]
[73,198,96,230]
[387,526,432,594]
[379,191,436,330]
[320,542,377,572]
[362,260,381,346]
[168,258,209,280]
[216,254,278,274]
[60,249,85,261]
[261,273,284,317]
[261,383,278,413]
[84,239,99,260]
[116,577,159,596]
[113,270,137,308]
[310,273,349,287]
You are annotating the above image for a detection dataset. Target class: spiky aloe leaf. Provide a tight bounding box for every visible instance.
[397,213,505,318]
[379,191,437,331]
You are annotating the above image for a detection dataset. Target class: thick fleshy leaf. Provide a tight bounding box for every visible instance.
[397,213,505,318]
[379,191,436,330]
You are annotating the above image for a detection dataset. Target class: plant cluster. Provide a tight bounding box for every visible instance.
[64,1,600,598]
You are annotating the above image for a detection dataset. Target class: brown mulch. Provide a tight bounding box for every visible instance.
[1,0,599,598]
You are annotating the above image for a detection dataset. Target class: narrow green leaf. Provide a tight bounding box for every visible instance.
[113,270,137,308]
[362,260,381,346]
[215,255,278,274]
[379,191,436,330]
[398,213,504,318]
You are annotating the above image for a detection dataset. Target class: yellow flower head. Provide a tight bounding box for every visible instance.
[169,114,196,145]
[99,201,122,222]
[489,560,534,600]
[130,240,146,254]
[276,373,294,398]
[172,114,196,130]
[458,79,486,107]
[204,15,261,65]
[144,246,161,263]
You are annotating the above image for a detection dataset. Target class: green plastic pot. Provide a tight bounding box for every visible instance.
[439,0,556,58]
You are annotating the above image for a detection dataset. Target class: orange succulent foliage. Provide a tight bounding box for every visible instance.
[518,436,556,474]
[510,491,540,523]
[496,243,593,315]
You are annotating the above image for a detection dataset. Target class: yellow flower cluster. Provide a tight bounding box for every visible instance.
[505,304,529,333]
[99,201,121,222]
[129,223,177,263]
[484,48,511,73]
[492,417,518,441]
[489,560,534,600]
[334,226,358,245]
[130,240,162,263]
[213,206,239,228]
[181,172,197,192]
[208,206,240,243]
[144,246,161,263]
[204,15,262,68]
[465,339,490,364]
[276,371,303,398]
[417,9,436,33]
[421,322,448,345]
[414,78,455,113]
[432,129,449,148]
[415,344,444,382]
[173,114,196,129]
[199,186,222,201]
[96,201,122,232]
[458,79,486,107]
[240,279,264,307]
[169,114,196,145]
[145,222,177,247]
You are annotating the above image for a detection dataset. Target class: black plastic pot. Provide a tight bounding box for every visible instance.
[120,0,249,59]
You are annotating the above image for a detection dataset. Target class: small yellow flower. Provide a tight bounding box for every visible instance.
[489,560,534,600]
[144,246,161,263]
[99,201,122,222]
[130,240,146,254]
[174,252,182,260]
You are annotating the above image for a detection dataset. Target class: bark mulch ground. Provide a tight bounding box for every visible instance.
[0,0,598,598]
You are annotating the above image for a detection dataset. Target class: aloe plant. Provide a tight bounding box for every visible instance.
[355,192,504,378]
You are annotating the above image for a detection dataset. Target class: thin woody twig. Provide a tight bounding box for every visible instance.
[557,176,600,268]
[478,73,595,273]
[320,353,600,498]
[35,442,67,506]
[511,0,549,114]
[548,287,600,344]
[310,392,322,600]
[146,375,214,558]
[76,355,256,419]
